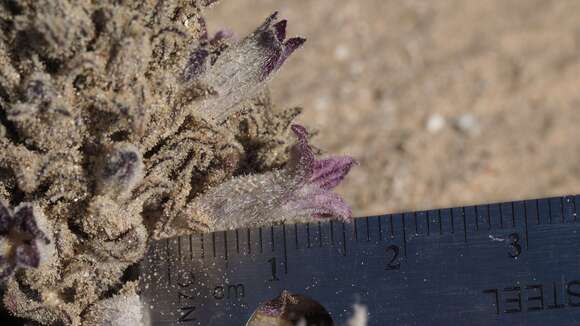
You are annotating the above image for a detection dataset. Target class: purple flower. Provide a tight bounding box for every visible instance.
[255,12,306,80]
[187,12,306,122]
[282,124,356,220]
[0,202,51,280]
[171,124,356,235]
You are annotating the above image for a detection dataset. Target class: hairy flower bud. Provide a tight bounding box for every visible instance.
[97,143,143,197]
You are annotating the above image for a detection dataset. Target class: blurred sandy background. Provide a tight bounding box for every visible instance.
[207,0,580,216]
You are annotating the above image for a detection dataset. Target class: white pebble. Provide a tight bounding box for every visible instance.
[426,114,446,133]
[334,45,350,61]
[455,114,480,135]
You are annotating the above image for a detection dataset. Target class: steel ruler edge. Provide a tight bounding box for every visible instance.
[140,194,580,325]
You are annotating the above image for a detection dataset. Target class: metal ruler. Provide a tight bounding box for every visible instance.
[140,195,580,325]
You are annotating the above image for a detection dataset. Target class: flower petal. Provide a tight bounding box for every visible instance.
[310,156,357,190]
[286,189,352,221]
[15,244,41,268]
[14,204,50,243]
[272,20,287,42]
[276,37,306,69]
[285,124,315,181]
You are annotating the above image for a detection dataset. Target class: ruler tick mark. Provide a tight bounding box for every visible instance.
[573,196,578,223]
[438,210,443,235]
[389,215,395,238]
[259,228,263,253]
[282,224,288,274]
[177,237,182,261]
[353,219,358,241]
[341,222,347,256]
[414,213,418,235]
[200,234,205,259]
[499,204,504,229]
[235,230,239,254]
[450,209,455,234]
[462,207,467,243]
[151,241,159,270]
[330,221,335,243]
[548,200,553,224]
[511,202,516,228]
[378,217,383,240]
[524,202,530,249]
[189,235,193,260]
[224,231,228,261]
[426,213,430,236]
[165,239,171,284]
[212,233,216,258]
[401,214,407,259]
[365,217,370,241]
[294,224,299,249]
[271,226,275,252]
[319,222,323,247]
[486,204,491,230]
[561,197,565,224]
[247,228,251,255]
[307,224,311,248]
[475,206,479,231]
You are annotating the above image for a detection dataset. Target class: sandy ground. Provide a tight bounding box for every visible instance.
[207,0,580,216]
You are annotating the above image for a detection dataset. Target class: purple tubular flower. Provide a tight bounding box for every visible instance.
[190,12,306,122]
[178,124,356,234]
[0,202,50,281]
[282,124,357,220]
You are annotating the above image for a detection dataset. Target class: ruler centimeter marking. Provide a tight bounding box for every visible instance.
[524,200,530,249]
[401,213,407,258]
[141,194,580,325]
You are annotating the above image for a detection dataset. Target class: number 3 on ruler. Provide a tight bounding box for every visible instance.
[385,245,401,270]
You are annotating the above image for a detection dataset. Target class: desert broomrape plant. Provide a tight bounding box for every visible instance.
[0,0,355,324]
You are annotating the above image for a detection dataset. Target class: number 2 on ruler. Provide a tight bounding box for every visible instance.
[386,245,401,270]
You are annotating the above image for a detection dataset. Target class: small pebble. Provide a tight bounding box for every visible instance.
[454,114,480,136]
[334,45,350,61]
[426,114,446,133]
